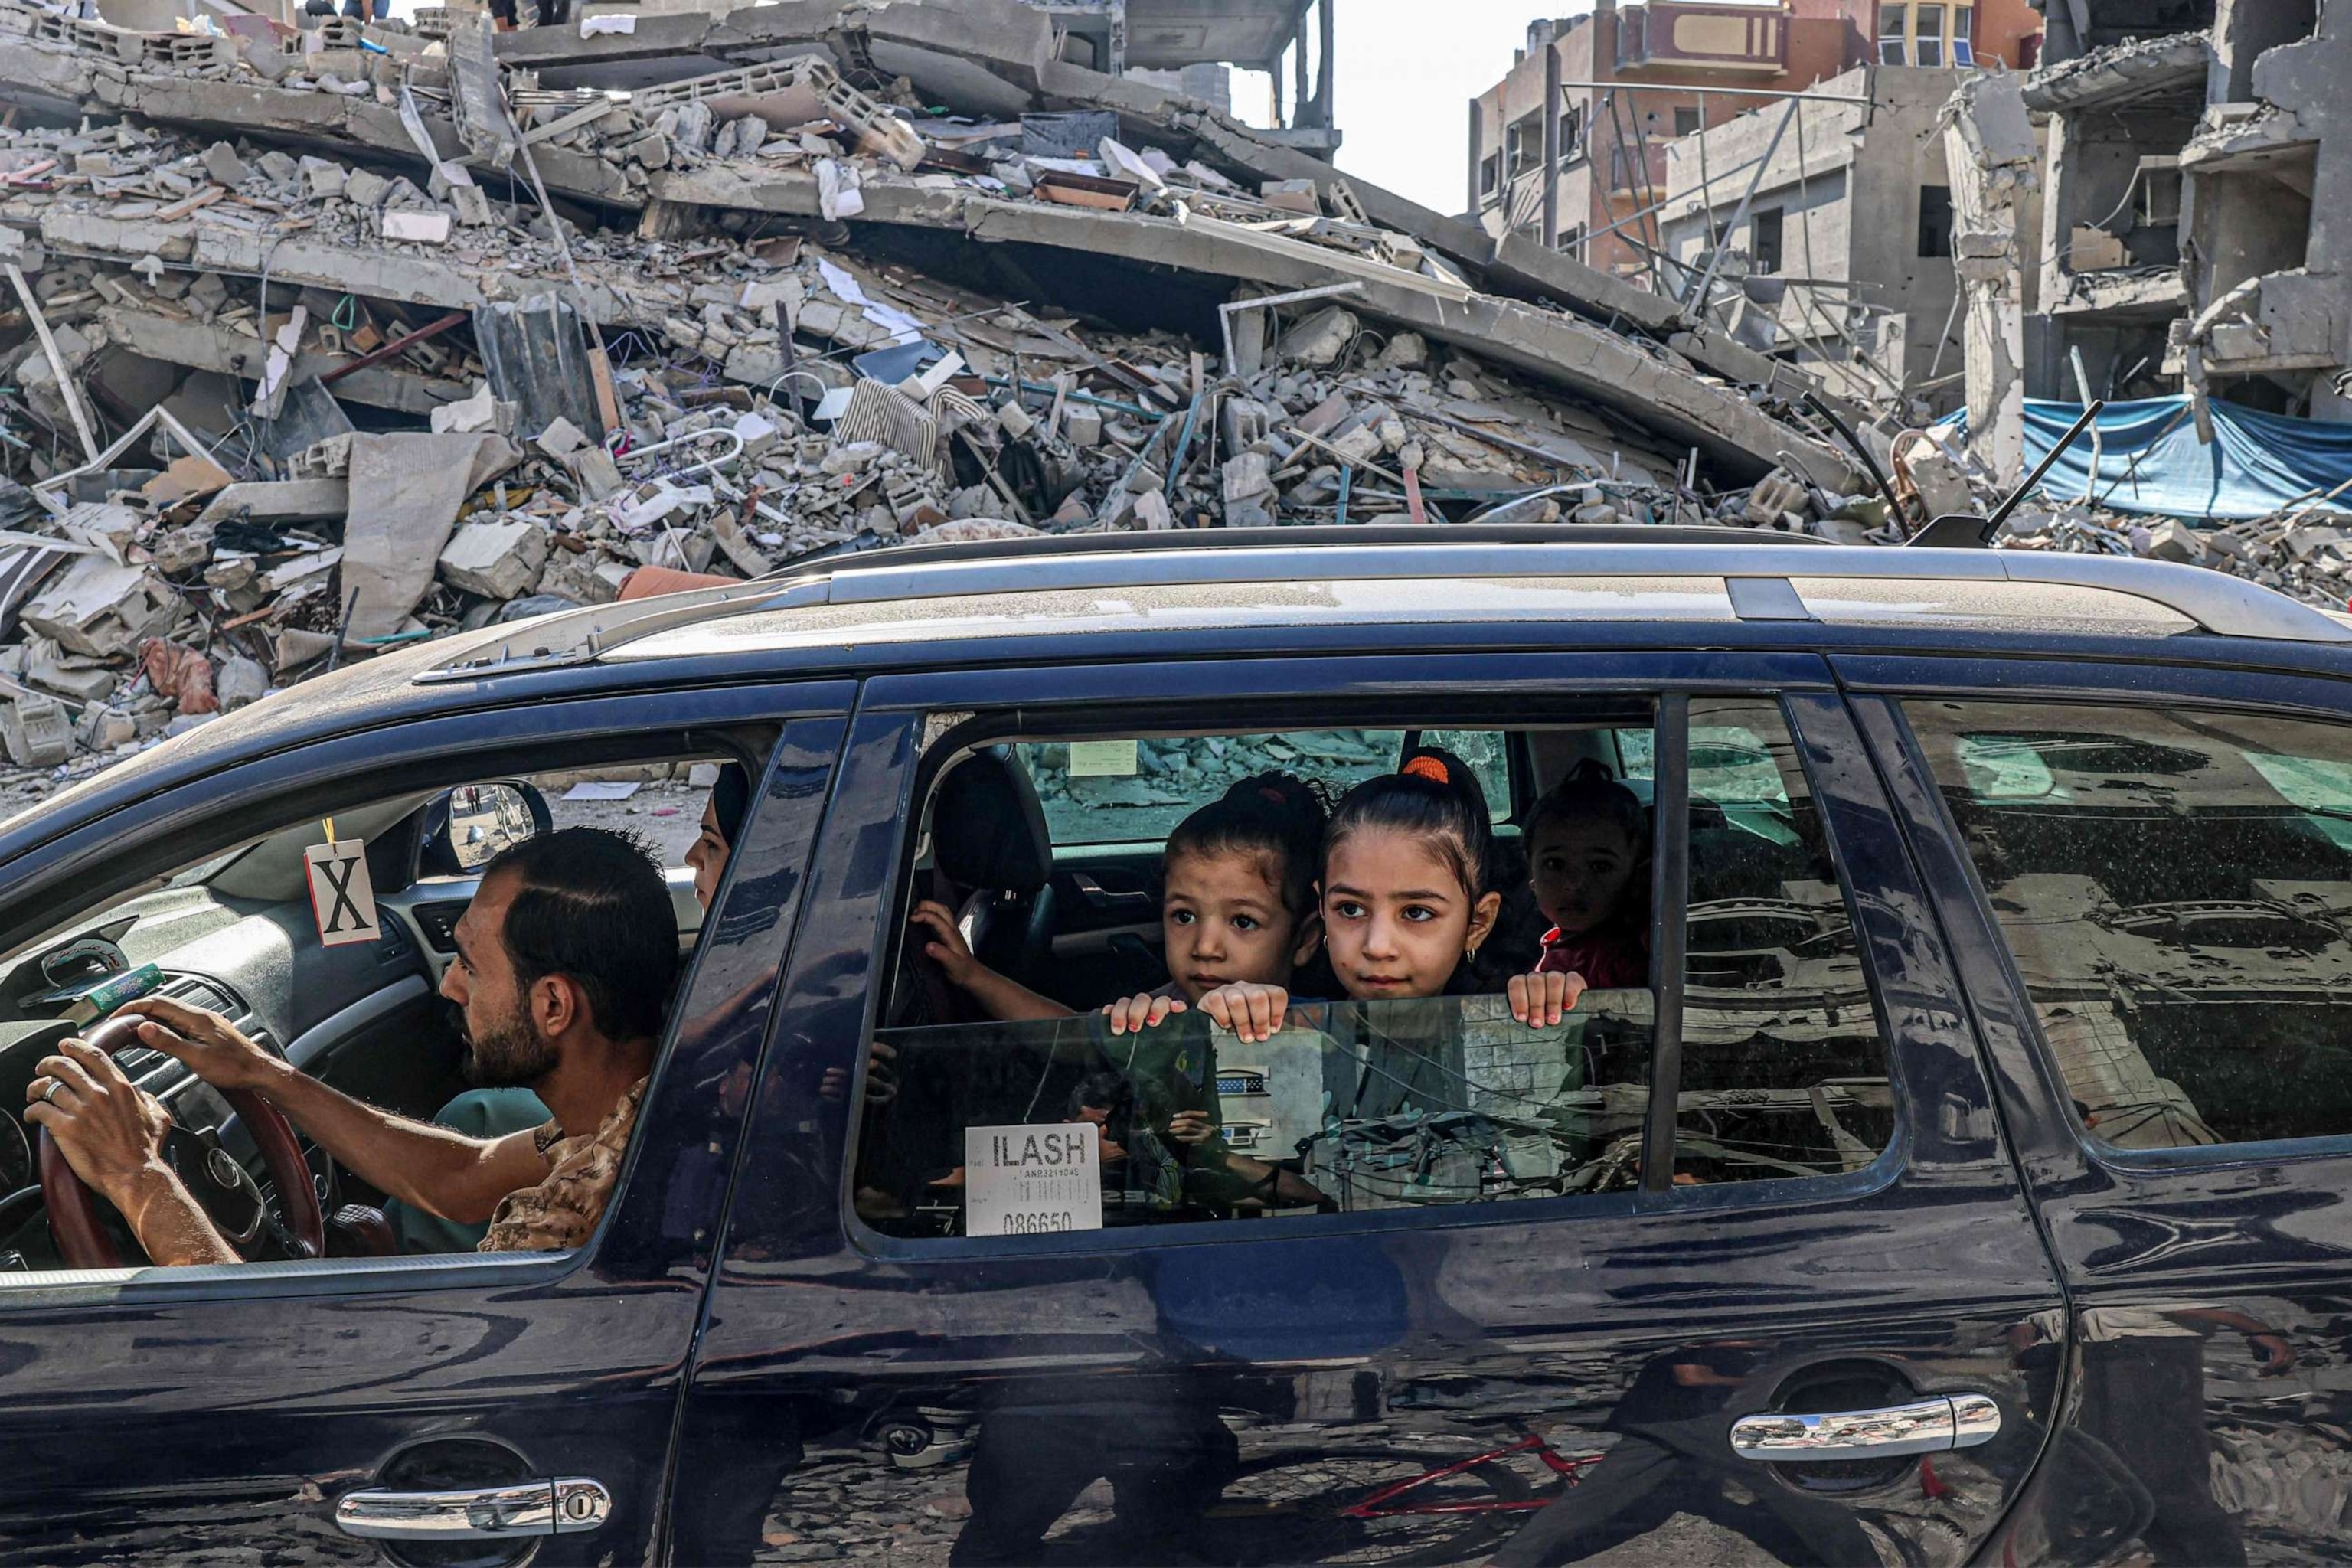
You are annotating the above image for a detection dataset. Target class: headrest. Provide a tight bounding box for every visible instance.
[933,746,1052,895]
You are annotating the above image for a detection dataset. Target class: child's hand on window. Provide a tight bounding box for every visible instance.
[1104,992,1186,1034]
[1199,982,1290,1044]
[1508,969,1587,1027]
[1166,1109,1217,1147]
[909,900,982,987]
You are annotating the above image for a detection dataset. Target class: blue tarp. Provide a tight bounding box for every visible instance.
[1939,397,2352,521]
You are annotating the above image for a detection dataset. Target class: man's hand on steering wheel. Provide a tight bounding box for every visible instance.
[116,996,285,1094]
[24,1037,175,1212]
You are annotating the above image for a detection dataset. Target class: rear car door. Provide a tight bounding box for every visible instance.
[675,649,2071,1566]
[1850,654,2352,1566]
[0,679,846,1563]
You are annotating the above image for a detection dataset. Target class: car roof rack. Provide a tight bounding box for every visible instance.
[419,527,2351,682]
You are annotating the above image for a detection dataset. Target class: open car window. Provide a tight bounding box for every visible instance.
[1015,730,1512,847]
[858,697,1896,1246]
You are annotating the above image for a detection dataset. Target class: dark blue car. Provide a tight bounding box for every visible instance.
[0,524,2348,1566]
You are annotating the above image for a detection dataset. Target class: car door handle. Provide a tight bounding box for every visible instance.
[333,1477,612,1540]
[1071,872,1155,913]
[1730,1394,1999,1462]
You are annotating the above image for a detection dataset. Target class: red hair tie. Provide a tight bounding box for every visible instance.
[1401,756,1451,786]
[1258,786,1289,804]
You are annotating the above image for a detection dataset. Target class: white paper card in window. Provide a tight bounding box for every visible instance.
[1067,740,1139,778]
[964,1124,1102,1236]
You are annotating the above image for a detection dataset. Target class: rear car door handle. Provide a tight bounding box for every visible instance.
[1071,872,1155,913]
[334,1478,612,1540]
[1730,1394,2000,1462]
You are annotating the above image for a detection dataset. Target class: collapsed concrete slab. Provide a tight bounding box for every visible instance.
[342,433,521,639]
[652,164,1857,488]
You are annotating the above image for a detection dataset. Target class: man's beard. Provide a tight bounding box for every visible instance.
[464,1002,559,1088]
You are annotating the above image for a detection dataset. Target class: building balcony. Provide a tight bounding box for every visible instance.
[1615,2,1790,76]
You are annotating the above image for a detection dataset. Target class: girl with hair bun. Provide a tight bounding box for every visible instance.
[1194,747,1589,1040]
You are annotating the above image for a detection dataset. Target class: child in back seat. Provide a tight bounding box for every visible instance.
[913,772,1337,1211]
[1525,760,1651,992]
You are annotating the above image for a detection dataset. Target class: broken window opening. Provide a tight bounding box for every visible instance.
[1918,185,1955,260]
[1752,208,1785,276]
[1674,107,1702,139]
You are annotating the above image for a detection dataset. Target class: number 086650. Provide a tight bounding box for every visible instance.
[992,1211,1078,1235]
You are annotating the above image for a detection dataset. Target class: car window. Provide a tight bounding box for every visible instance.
[1016,730,1511,847]
[859,992,1657,1236]
[1674,698,1890,1181]
[858,699,1895,1243]
[1907,698,2352,1150]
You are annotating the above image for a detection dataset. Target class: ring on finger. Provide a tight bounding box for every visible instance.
[37,1078,64,1106]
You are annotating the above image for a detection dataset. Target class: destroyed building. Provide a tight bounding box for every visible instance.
[1657,62,1999,411]
[1467,1,2042,274]
[0,0,1911,808]
[2023,0,2350,423]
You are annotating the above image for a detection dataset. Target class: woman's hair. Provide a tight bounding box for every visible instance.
[1164,770,1330,921]
[710,760,752,849]
[1324,746,1497,905]
[1526,759,1648,852]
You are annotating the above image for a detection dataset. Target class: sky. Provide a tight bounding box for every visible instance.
[1230,1,1590,218]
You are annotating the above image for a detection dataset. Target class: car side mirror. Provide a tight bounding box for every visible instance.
[418,781,554,878]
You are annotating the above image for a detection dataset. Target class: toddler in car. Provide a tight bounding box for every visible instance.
[917,770,1334,1212]
[1525,760,1650,992]
[913,769,1331,1026]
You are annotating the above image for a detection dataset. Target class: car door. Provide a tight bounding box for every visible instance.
[0,679,848,1564]
[1847,652,2352,1566]
[673,649,2070,1567]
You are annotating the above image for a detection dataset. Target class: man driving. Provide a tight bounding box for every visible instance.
[21,826,678,1267]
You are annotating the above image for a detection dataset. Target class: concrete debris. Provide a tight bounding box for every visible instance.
[0,0,2313,813]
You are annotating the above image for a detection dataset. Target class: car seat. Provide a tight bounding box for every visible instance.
[923,746,1059,1010]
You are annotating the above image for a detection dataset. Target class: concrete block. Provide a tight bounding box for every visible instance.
[75,704,138,753]
[539,547,619,605]
[197,477,351,525]
[1222,451,1273,504]
[24,657,116,704]
[343,166,390,207]
[567,443,625,500]
[201,141,250,187]
[383,210,452,245]
[20,557,183,660]
[437,518,550,599]
[297,156,346,200]
[1260,178,1320,214]
[1276,305,1357,368]
[1062,406,1102,447]
[448,181,493,226]
[216,655,269,710]
[2143,519,2203,563]
[0,691,73,769]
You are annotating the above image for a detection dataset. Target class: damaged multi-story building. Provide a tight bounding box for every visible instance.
[2024,0,2350,423]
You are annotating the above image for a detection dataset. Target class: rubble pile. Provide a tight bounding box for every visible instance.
[0,0,2306,810]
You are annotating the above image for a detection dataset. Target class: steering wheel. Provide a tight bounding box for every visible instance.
[36,1016,325,1269]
